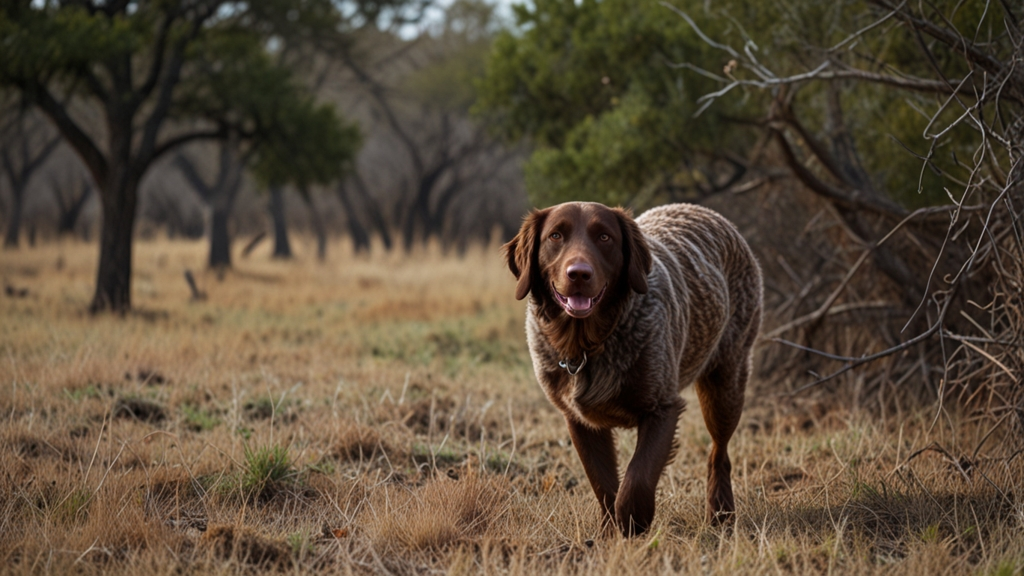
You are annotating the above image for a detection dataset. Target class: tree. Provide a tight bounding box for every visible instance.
[266,186,292,259]
[475,0,979,211]
[49,170,93,238]
[0,109,61,248]
[0,0,359,312]
[335,172,393,253]
[475,0,754,208]
[248,90,362,260]
[173,134,244,268]
[331,0,526,252]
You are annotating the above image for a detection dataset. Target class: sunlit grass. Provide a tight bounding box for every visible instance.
[0,236,1021,575]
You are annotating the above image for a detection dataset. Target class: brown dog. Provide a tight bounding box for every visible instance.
[504,202,762,536]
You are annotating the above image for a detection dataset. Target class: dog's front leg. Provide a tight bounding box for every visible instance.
[615,399,683,536]
[565,417,619,526]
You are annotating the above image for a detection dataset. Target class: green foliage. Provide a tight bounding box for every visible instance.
[920,523,941,544]
[986,559,1023,576]
[484,451,509,473]
[524,88,687,207]
[250,97,361,189]
[287,531,314,557]
[0,1,361,191]
[476,0,1001,209]
[0,5,133,83]
[62,384,101,402]
[475,0,754,207]
[182,404,219,432]
[411,442,462,468]
[175,24,362,189]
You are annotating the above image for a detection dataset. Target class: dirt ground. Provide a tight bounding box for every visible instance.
[1,237,1021,575]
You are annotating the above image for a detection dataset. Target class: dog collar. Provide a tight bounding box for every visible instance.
[558,352,587,376]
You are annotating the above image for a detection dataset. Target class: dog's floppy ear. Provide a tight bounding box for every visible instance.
[502,208,549,300]
[614,207,652,294]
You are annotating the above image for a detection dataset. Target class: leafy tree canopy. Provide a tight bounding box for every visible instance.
[0,0,359,187]
[175,28,361,188]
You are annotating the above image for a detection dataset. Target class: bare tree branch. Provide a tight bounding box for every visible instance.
[26,81,108,184]
[151,128,226,162]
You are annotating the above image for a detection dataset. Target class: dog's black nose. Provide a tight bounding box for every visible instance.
[567,262,593,282]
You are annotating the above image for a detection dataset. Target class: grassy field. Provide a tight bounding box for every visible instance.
[1,237,1021,575]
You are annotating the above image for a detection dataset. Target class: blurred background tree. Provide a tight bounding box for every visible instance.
[0,0,363,312]
[0,1,529,297]
[0,105,61,249]
[324,0,527,253]
[172,135,245,269]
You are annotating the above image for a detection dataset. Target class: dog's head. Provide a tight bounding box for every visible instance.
[503,202,652,320]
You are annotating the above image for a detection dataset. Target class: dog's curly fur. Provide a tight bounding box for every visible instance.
[504,202,763,536]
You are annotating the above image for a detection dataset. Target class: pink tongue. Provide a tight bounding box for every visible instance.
[567,295,592,310]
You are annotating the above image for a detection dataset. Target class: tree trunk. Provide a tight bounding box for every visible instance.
[336,181,371,253]
[351,171,392,251]
[312,211,327,262]
[56,180,92,236]
[269,186,292,259]
[300,192,327,262]
[174,139,242,270]
[402,165,448,251]
[1,118,60,249]
[429,178,463,243]
[90,175,139,314]
[209,206,231,268]
[3,187,23,249]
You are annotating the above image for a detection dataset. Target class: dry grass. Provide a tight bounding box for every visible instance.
[1,237,1022,575]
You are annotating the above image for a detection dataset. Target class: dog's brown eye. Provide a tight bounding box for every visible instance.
[550,232,562,240]
[599,233,610,242]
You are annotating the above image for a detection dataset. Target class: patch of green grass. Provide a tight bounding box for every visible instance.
[54,488,91,524]
[62,384,102,402]
[182,404,219,431]
[307,458,336,476]
[485,451,510,474]
[364,316,529,369]
[287,532,314,557]
[222,443,296,501]
[920,523,940,544]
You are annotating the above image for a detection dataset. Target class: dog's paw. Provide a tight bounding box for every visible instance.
[614,486,655,537]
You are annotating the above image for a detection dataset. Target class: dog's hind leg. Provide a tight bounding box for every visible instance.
[695,351,751,525]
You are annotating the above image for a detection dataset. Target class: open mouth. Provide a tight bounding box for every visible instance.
[551,283,606,319]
